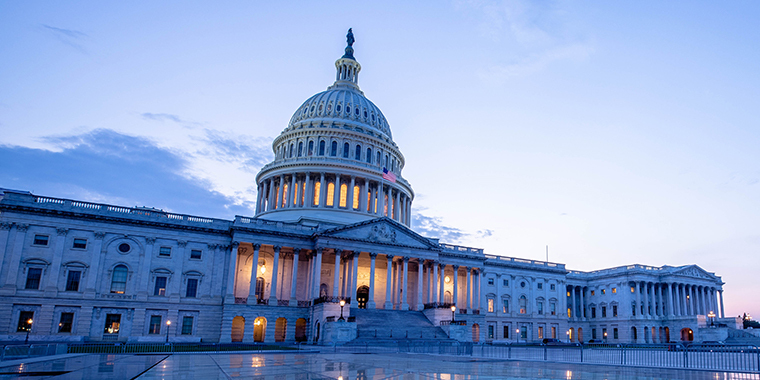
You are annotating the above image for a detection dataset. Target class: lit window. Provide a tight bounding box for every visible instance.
[65,270,81,292]
[326,183,335,206]
[58,312,74,333]
[591,290,595,296]
[551,326,556,339]
[487,298,494,313]
[352,185,360,209]
[149,315,162,334]
[519,296,527,314]
[292,182,299,205]
[538,326,544,340]
[631,286,635,293]
[281,184,288,207]
[339,183,347,207]
[568,308,572,318]
[181,316,194,335]
[313,182,321,206]
[602,289,606,295]
[154,277,167,296]
[159,247,171,257]
[72,238,87,249]
[33,235,49,246]
[567,291,571,297]
[25,268,42,289]
[612,287,617,294]
[502,299,509,313]
[110,265,128,293]
[186,278,198,298]
[104,314,121,334]
[190,250,202,260]
[17,311,34,332]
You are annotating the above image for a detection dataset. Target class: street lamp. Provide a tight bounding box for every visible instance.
[567,330,571,343]
[24,318,33,344]
[451,305,456,322]
[516,328,520,344]
[165,320,171,343]
[603,331,608,342]
[708,311,716,327]
[338,299,346,321]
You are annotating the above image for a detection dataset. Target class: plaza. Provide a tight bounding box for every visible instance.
[1,351,758,379]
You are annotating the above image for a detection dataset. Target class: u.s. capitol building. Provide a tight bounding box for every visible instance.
[0,31,730,345]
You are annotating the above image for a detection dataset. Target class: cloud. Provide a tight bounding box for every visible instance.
[41,24,88,53]
[481,43,594,81]
[477,229,494,238]
[140,112,203,128]
[412,210,469,243]
[200,129,272,171]
[0,129,253,219]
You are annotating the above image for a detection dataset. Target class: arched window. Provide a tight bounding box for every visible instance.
[343,142,349,158]
[289,143,294,158]
[339,184,348,207]
[298,142,303,157]
[519,295,527,314]
[255,277,265,300]
[319,140,325,156]
[326,183,335,206]
[331,141,338,156]
[275,318,287,342]
[231,316,245,342]
[308,141,314,156]
[392,158,396,171]
[313,181,321,206]
[353,185,360,209]
[376,152,381,165]
[295,318,307,342]
[366,148,372,163]
[111,265,128,294]
[281,184,288,208]
[355,144,361,160]
[385,154,389,168]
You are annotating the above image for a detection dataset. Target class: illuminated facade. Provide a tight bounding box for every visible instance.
[0,31,728,345]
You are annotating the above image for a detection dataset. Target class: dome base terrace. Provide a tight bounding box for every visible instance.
[256,207,378,226]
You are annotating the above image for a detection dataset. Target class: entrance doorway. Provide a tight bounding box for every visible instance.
[357,286,369,309]
[680,328,694,341]
[253,317,267,342]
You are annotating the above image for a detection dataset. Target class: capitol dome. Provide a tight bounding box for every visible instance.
[254,29,414,227]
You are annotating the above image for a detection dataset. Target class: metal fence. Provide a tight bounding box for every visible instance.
[0,344,67,361]
[66,343,296,355]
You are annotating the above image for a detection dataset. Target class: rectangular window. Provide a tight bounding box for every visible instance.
[502,299,509,313]
[537,283,543,290]
[186,278,198,298]
[104,314,121,334]
[592,328,597,339]
[17,311,34,332]
[537,301,544,315]
[65,270,81,291]
[602,289,606,295]
[591,307,596,318]
[568,308,572,318]
[488,325,494,339]
[487,298,494,313]
[603,328,607,340]
[72,238,87,249]
[538,326,544,340]
[602,306,607,318]
[613,305,618,317]
[159,247,171,257]
[503,279,509,286]
[154,277,167,296]
[613,328,619,339]
[550,283,555,291]
[149,315,162,334]
[190,250,202,259]
[631,286,635,293]
[551,326,557,339]
[181,316,194,335]
[590,290,595,296]
[550,302,556,315]
[612,287,617,294]
[487,278,494,286]
[503,325,510,339]
[520,326,527,339]
[33,235,48,246]
[25,268,42,289]
[58,312,74,333]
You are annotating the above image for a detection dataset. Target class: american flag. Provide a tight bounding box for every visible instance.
[382,167,397,183]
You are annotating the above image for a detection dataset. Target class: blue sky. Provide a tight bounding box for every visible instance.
[1,1,759,318]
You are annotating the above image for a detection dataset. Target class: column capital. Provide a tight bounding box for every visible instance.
[273,245,282,253]
[403,256,410,262]
[0,222,12,230]
[465,266,472,272]
[231,241,240,249]
[145,236,156,244]
[56,227,69,236]
[315,247,324,254]
[439,262,445,270]
[369,252,378,258]
[206,243,218,250]
[452,265,460,270]
[253,243,261,250]
[293,248,301,255]
[334,248,343,256]
[177,240,188,248]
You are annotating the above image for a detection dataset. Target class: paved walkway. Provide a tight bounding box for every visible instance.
[1,352,758,379]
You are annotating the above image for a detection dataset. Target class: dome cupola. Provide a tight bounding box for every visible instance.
[253,29,414,227]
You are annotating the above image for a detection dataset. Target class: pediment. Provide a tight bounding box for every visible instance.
[319,217,439,250]
[671,265,717,280]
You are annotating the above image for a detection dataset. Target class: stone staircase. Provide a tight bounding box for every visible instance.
[346,308,453,343]
[725,328,760,345]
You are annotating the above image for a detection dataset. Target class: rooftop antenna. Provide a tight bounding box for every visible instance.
[546,245,549,263]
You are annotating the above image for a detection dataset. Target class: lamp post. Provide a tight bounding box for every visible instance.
[338,299,346,321]
[603,331,608,342]
[450,305,456,322]
[567,330,571,343]
[165,320,171,343]
[24,318,33,344]
[708,311,715,327]
[516,328,520,344]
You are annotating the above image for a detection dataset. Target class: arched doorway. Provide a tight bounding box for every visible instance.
[314,322,320,343]
[255,277,265,301]
[356,286,369,309]
[275,318,287,342]
[578,328,584,343]
[320,283,328,298]
[680,328,693,341]
[644,326,649,343]
[472,324,480,342]
[568,328,574,342]
[231,316,245,342]
[631,327,638,342]
[295,318,307,342]
[253,317,267,342]
[664,327,670,343]
[444,291,452,304]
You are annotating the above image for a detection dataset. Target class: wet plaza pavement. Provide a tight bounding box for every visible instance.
[1,352,758,379]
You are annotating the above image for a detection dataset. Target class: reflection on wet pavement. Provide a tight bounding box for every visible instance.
[2,352,759,379]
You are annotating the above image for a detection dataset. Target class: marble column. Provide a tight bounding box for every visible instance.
[332,249,342,298]
[350,251,360,308]
[384,255,394,309]
[452,265,459,309]
[377,183,384,216]
[438,263,445,304]
[579,286,585,319]
[369,253,377,308]
[288,175,296,208]
[304,172,311,207]
[416,259,424,311]
[333,174,342,207]
[277,175,285,209]
[432,262,439,304]
[466,267,472,311]
[268,246,281,304]
[312,248,323,299]
[267,178,275,211]
[401,257,410,310]
[289,249,300,306]
[570,286,576,320]
[667,283,674,317]
[318,172,326,208]
[719,290,725,318]
[348,176,356,209]
[224,242,239,304]
[247,244,261,304]
[634,283,641,318]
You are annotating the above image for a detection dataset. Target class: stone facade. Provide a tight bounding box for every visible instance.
[0,31,726,345]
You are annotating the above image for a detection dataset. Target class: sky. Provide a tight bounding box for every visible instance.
[1,1,759,319]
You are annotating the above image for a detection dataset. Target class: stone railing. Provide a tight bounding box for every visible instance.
[485,254,565,270]
[234,297,247,304]
[235,216,319,232]
[257,156,412,189]
[439,244,484,255]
